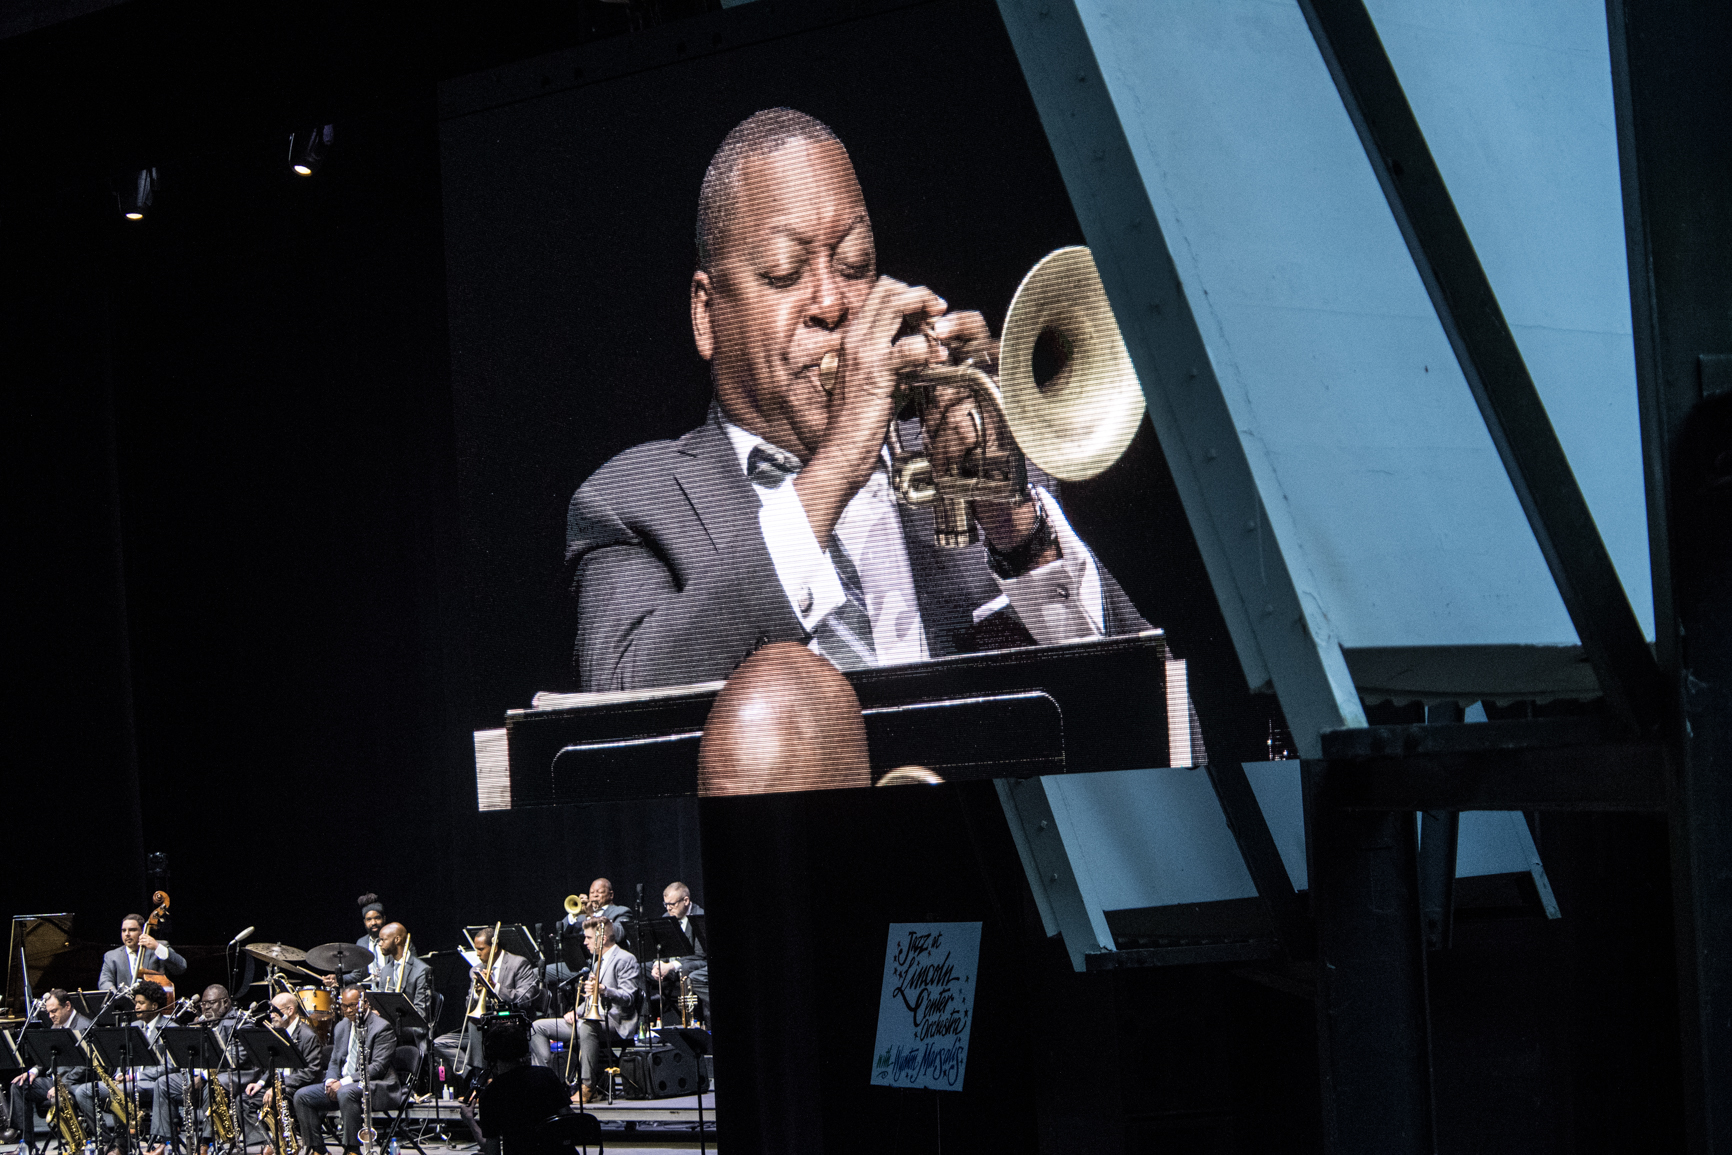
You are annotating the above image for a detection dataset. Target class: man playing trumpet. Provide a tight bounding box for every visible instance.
[527,918,640,1103]
[564,108,1150,693]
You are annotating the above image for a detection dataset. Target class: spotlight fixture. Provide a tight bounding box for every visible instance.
[289,125,333,176]
[115,167,157,220]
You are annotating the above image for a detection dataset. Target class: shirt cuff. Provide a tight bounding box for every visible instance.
[154,943,169,961]
[756,478,846,633]
[995,488,1105,646]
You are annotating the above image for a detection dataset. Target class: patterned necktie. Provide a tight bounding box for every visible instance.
[346,1020,363,1080]
[744,443,877,669]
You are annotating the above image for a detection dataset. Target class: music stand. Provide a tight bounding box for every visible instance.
[639,918,695,960]
[492,924,542,970]
[16,1028,83,1076]
[362,991,427,1038]
[234,1026,308,1077]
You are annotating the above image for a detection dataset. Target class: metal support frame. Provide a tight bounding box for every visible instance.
[1295,0,1665,735]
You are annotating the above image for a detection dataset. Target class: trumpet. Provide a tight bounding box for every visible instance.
[564,894,592,918]
[839,246,1146,549]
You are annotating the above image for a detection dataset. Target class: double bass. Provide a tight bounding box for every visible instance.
[136,891,175,1001]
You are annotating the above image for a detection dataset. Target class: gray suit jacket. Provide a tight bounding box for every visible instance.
[98,944,188,991]
[565,406,1149,690]
[471,950,537,1013]
[593,946,641,1041]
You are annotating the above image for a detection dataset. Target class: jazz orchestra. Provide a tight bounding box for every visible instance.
[2,882,709,1155]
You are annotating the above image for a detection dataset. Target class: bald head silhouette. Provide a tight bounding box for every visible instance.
[698,643,871,795]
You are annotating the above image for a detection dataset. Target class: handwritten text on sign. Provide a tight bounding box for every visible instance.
[870,922,981,1091]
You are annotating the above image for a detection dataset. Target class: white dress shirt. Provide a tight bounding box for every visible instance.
[721,417,1107,660]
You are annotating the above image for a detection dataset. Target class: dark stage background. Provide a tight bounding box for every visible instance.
[0,0,1688,1151]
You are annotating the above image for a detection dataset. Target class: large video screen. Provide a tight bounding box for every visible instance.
[441,0,1270,797]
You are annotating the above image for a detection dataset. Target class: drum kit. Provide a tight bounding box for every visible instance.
[242,940,377,1040]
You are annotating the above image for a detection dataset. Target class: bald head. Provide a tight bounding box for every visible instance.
[698,642,871,795]
[270,992,300,1020]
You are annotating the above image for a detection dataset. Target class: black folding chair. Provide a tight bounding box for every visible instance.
[379,1044,426,1155]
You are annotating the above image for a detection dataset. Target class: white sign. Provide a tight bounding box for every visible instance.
[869,922,981,1091]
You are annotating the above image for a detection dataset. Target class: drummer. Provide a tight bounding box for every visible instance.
[346,895,386,984]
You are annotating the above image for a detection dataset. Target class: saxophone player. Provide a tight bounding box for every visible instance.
[291,988,398,1155]
[148,985,248,1154]
[244,994,322,1150]
[3,991,95,1155]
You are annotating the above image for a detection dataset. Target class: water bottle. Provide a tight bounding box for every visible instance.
[389,1139,400,1155]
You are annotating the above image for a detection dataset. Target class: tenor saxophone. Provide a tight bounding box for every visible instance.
[208,1074,237,1146]
[47,1072,88,1152]
[265,1068,299,1155]
[95,1057,133,1134]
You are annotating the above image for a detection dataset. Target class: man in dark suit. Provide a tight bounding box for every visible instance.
[150,984,255,1150]
[368,923,434,1042]
[565,108,1151,694]
[244,992,323,1137]
[98,914,188,992]
[648,883,708,1026]
[291,987,399,1155]
[4,990,94,1154]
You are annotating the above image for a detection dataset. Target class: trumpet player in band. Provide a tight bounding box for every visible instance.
[544,881,633,1002]
[564,107,1151,694]
[527,917,641,1103]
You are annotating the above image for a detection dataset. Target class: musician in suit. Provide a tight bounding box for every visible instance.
[434,926,539,1079]
[368,923,434,1042]
[527,918,640,1102]
[116,982,173,1152]
[649,883,708,1025]
[99,914,188,992]
[291,988,399,1155]
[564,108,1151,694]
[545,880,635,1005]
[150,984,252,1148]
[244,993,323,1123]
[4,990,94,1155]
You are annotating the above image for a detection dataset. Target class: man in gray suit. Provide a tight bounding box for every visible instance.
[98,914,188,992]
[291,987,400,1155]
[649,882,708,1026]
[545,879,634,1005]
[4,990,94,1154]
[527,918,640,1102]
[565,108,1150,694]
[434,926,539,1079]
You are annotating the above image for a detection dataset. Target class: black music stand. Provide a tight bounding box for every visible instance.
[233,1026,307,1078]
[88,1025,161,1155]
[16,1027,84,1077]
[362,991,427,1038]
[159,1026,224,1155]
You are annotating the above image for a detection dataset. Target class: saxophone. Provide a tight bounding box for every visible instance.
[265,1068,299,1155]
[94,1055,133,1135]
[208,1075,237,1146]
[47,1072,88,1151]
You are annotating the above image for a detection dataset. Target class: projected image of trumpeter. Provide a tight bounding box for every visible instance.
[565,108,1150,691]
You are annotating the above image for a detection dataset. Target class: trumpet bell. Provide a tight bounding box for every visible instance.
[999,246,1145,482]
[564,894,584,916]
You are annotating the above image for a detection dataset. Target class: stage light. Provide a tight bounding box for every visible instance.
[289,125,333,176]
[115,167,157,220]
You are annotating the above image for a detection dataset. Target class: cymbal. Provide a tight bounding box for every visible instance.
[245,942,308,965]
[305,942,372,972]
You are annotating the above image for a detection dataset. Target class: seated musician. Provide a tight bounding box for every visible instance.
[4,990,95,1155]
[98,914,188,992]
[528,917,640,1104]
[291,987,399,1155]
[433,926,538,1080]
[243,993,323,1136]
[545,881,635,1002]
[148,984,249,1155]
[345,895,387,986]
[104,982,171,1149]
[563,108,1149,694]
[649,883,708,1026]
[368,923,434,1042]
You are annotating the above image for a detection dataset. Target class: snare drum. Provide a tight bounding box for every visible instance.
[296,985,335,1020]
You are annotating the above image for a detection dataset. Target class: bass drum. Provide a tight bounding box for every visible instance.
[297,985,336,1041]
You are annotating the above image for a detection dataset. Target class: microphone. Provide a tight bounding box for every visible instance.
[228,926,256,948]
